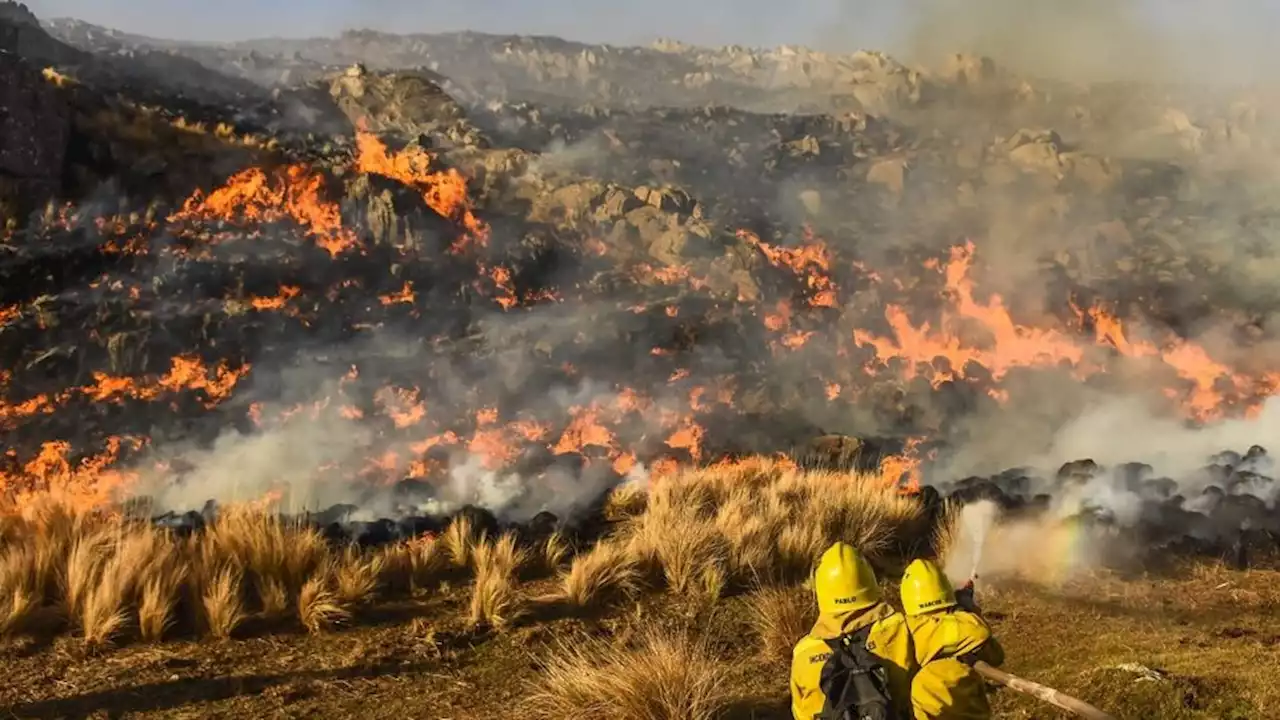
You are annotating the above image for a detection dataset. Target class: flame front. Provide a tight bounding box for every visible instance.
[6,123,1280,515]
[169,166,359,257]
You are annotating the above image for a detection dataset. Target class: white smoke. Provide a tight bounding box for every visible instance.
[942,499,1114,587]
[1026,394,1280,482]
[136,398,377,514]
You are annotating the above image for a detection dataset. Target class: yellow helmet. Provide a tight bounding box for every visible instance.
[813,542,881,614]
[900,558,956,616]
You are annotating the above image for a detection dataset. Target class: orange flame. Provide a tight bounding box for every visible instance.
[170,166,359,257]
[354,130,489,252]
[739,228,838,308]
[854,241,1084,385]
[0,436,144,508]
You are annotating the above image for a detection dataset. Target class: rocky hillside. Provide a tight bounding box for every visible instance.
[0,2,1278,560]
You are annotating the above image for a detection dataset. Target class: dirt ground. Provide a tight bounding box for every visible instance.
[2,559,1277,720]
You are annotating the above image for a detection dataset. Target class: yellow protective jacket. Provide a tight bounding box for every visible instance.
[790,602,917,720]
[906,609,1005,720]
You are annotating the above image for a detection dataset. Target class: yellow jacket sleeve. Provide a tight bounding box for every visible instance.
[790,634,829,720]
[906,611,1001,720]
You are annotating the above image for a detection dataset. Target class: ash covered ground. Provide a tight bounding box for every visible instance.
[2,1,1280,562]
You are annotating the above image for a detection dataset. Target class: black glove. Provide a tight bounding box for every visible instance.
[955,582,978,612]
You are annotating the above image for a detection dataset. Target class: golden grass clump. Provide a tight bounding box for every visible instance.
[467,533,527,631]
[744,586,816,659]
[539,532,570,575]
[204,508,328,612]
[615,459,922,591]
[0,546,40,635]
[335,545,385,607]
[379,536,446,595]
[442,515,482,569]
[298,563,351,634]
[525,629,736,720]
[61,526,115,623]
[629,511,729,598]
[555,538,640,609]
[137,544,187,643]
[602,480,649,521]
[76,525,170,645]
[200,564,245,640]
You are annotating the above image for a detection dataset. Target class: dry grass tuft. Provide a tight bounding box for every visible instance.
[86,525,175,643]
[138,559,187,643]
[539,532,570,574]
[526,629,736,720]
[0,546,40,635]
[79,570,128,645]
[629,513,729,597]
[555,539,640,609]
[298,565,351,634]
[467,533,527,631]
[257,576,290,620]
[0,586,38,636]
[745,586,816,659]
[334,546,384,607]
[379,536,446,595]
[774,522,830,584]
[614,461,921,591]
[205,509,328,613]
[200,564,245,640]
[603,480,649,521]
[442,515,482,569]
[62,527,114,621]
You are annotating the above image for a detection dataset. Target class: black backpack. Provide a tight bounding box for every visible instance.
[817,625,896,720]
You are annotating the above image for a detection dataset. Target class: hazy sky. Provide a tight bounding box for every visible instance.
[26,0,904,47]
[22,0,1280,83]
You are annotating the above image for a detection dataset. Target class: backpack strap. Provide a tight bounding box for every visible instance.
[817,625,894,720]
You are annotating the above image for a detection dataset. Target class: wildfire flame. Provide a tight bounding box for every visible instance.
[7,122,1280,516]
[354,129,489,253]
[169,166,359,257]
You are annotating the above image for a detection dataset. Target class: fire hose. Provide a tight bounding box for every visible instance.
[972,661,1116,720]
[959,579,1116,720]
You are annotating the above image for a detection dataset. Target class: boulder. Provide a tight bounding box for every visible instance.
[633,185,696,215]
[344,173,456,250]
[526,179,604,226]
[328,64,486,148]
[596,185,644,220]
[846,50,927,114]
[940,53,998,86]
[1005,128,1065,173]
[866,156,909,195]
[1062,152,1121,193]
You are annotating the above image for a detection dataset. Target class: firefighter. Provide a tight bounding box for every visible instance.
[900,558,1005,720]
[790,542,916,719]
